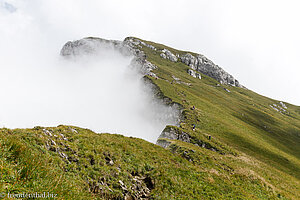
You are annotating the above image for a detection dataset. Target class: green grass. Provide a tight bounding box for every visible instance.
[1,126,294,199]
[138,38,300,197]
[0,37,300,199]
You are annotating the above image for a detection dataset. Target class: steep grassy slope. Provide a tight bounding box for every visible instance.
[1,126,298,199]
[149,41,299,163]
[0,38,300,199]
[139,38,300,197]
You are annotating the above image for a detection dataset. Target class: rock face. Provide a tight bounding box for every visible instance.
[160,49,178,62]
[60,37,158,78]
[156,126,221,153]
[180,53,241,87]
[60,37,128,57]
[157,47,242,87]
[158,126,191,144]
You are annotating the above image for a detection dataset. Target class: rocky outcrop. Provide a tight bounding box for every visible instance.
[157,126,221,153]
[60,37,158,78]
[224,88,231,93]
[156,139,172,148]
[160,49,178,62]
[150,44,241,87]
[171,75,192,86]
[158,126,191,144]
[60,37,129,57]
[270,101,289,114]
[279,101,287,109]
[187,69,201,79]
[123,37,157,51]
[42,127,79,165]
[180,53,242,87]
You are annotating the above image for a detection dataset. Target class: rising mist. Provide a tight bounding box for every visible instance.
[0,3,179,142]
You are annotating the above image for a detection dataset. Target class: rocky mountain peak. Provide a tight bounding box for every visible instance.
[60,37,243,87]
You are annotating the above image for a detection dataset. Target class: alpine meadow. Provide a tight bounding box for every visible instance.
[0,36,299,200]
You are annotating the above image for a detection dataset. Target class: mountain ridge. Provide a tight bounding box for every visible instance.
[61,36,244,88]
[60,36,300,197]
[0,36,299,199]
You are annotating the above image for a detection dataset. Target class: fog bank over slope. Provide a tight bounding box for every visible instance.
[0,42,179,142]
[0,9,179,143]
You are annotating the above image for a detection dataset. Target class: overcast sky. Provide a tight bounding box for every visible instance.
[1,0,299,107]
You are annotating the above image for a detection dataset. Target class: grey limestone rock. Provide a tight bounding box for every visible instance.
[157,126,191,144]
[187,69,201,79]
[270,105,279,112]
[61,37,158,78]
[43,128,53,137]
[160,52,167,59]
[156,139,172,148]
[180,53,242,87]
[224,88,231,93]
[270,102,288,114]
[156,126,222,153]
[279,101,287,109]
[180,53,198,70]
[60,37,128,57]
[160,49,178,62]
